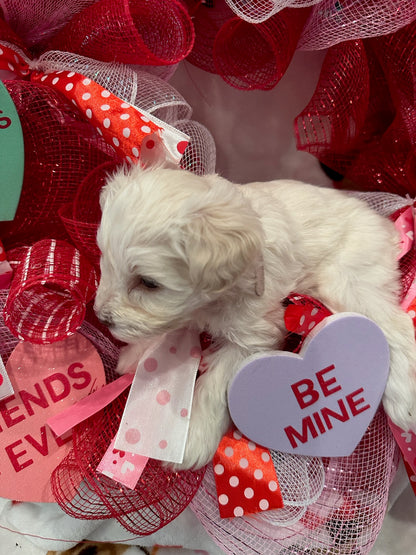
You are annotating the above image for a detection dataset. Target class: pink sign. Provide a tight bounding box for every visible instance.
[0,333,106,502]
[228,314,390,457]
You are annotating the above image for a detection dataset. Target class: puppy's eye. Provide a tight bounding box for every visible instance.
[140,277,160,289]
[130,276,160,292]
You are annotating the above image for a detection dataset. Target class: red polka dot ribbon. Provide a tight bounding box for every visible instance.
[213,428,283,518]
[30,69,189,166]
[114,328,202,465]
[0,42,189,166]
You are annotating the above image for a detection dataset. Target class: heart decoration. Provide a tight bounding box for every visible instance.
[0,332,106,502]
[228,313,390,457]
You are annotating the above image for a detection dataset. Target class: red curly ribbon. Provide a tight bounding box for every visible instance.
[213,428,283,518]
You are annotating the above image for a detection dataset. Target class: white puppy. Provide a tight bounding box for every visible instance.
[95,164,416,469]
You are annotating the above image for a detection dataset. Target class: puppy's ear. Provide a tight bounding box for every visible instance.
[182,195,264,293]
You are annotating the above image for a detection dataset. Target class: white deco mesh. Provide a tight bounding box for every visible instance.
[174,119,217,175]
[34,51,192,124]
[225,0,321,24]
[299,0,416,51]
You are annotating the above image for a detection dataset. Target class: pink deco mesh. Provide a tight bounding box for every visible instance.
[191,410,398,554]
[46,0,195,66]
[298,0,416,51]
[225,0,321,24]
[295,19,416,196]
[213,7,309,90]
[189,191,404,555]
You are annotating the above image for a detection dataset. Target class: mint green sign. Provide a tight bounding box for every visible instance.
[0,80,24,221]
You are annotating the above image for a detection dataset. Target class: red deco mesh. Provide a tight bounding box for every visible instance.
[191,409,398,554]
[294,40,371,177]
[295,19,416,196]
[185,0,235,74]
[51,389,206,535]
[47,0,195,66]
[298,0,416,51]
[213,7,309,90]
[3,239,98,344]
[0,80,116,250]
[59,160,120,270]
[0,15,30,53]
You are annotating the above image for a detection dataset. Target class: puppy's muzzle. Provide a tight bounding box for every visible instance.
[95,309,114,328]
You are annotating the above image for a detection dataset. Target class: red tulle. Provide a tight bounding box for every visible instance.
[47,0,195,66]
[51,388,206,535]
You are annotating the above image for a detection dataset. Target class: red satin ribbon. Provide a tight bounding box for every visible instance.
[213,428,283,518]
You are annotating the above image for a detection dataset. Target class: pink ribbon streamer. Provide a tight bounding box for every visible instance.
[47,373,134,437]
[97,436,149,490]
[114,329,201,464]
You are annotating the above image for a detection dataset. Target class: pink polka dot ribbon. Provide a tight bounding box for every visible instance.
[392,204,416,314]
[114,328,202,464]
[0,42,189,166]
[213,428,283,518]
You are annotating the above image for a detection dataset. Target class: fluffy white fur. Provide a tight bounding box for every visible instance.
[95,164,416,469]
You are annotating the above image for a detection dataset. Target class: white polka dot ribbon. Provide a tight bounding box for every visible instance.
[0,354,14,402]
[0,42,189,166]
[213,428,284,518]
[114,328,202,464]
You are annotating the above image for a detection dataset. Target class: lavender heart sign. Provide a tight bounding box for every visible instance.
[228,313,390,457]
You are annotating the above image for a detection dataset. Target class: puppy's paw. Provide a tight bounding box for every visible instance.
[116,342,147,374]
[383,343,416,432]
[169,401,231,471]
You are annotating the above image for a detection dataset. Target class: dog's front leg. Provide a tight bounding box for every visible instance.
[176,341,249,470]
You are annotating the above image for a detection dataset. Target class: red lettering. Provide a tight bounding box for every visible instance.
[19,383,49,416]
[25,426,49,457]
[284,416,318,448]
[43,373,70,403]
[321,399,350,430]
[291,379,319,409]
[0,111,12,129]
[5,439,33,472]
[316,364,341,397]
[0,395,25,428]
[313,411,326,434]
[68,362,92,390]
[346,388,370,416]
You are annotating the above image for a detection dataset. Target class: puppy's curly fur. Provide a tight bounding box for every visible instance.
[95,165,416,469]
